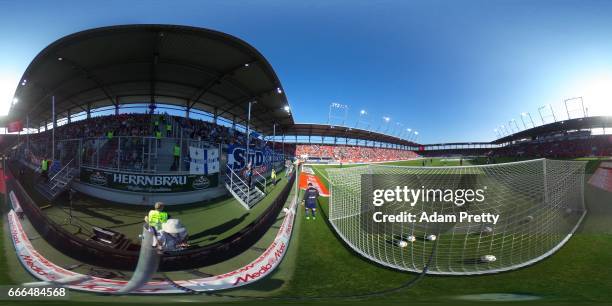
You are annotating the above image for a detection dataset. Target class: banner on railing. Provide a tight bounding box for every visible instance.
[80,167,219,193]
[227,145,285,176]
[188,146,220,175]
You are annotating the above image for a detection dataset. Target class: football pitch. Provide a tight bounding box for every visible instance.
[284,157,612,304]
[1,157,612,305]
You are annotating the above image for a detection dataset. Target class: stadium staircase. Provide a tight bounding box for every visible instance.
[35,159,79,201]
[224,165,266,209]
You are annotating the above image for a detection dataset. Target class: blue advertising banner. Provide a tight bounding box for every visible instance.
[227,145,284,176]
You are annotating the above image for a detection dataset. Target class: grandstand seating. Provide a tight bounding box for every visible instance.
[295,144,419,163]
[493,135,612,158]
[19,113,281,171]
[14,112,612,170]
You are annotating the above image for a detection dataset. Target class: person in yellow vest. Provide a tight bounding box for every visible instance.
[144,202,169,231]
[166,123,172,137]
[173,143,180,169]
[106,130,114,139]
[40,158,48,179]
[271,168,277,186]
[155,130,162,148]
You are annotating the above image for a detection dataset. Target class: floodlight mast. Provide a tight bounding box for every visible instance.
[507,121,515,134]
[522,112,535,128]
[355,109,370,129]
[328,102,349,126]
[500,124,510,136]
[511,119,520,132]
[564,97,586,120]
[394,122,404,137]
[538,106,545,124]
[377,116,391,132]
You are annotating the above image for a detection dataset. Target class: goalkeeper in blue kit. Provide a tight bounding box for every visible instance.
[302,182,319,220]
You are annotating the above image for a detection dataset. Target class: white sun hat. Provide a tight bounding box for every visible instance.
[161,219,187,234]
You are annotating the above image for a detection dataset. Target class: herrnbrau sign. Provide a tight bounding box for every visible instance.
[80,167,219,193]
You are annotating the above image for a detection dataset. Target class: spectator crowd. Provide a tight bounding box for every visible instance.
[295,144,419,163]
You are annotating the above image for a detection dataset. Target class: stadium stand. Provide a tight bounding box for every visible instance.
[493,135,612,158]
[296,144,419,163]
[18,113,286,172]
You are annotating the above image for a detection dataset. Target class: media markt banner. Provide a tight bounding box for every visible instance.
[80,167,219,193]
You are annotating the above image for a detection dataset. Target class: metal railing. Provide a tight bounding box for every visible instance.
[254,171,267,193]
[225,164,252,207]
[50,158,75,182]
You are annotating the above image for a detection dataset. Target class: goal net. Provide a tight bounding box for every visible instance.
[326,159,586,275]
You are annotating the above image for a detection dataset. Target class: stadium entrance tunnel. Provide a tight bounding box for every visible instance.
[326,159,587,275]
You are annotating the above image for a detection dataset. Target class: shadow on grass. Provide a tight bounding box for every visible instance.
[189,213,249,241]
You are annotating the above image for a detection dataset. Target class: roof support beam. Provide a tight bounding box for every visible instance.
[188,61,254,109]
[62,57,118,107]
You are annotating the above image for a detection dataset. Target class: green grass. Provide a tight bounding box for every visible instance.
[273,158,612,304]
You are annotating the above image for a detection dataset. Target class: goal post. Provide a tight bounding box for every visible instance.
[326,158,586,275]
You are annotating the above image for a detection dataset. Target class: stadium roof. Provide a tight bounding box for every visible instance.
[281,123,421,146]
[493,115,612,144]
[6,24,293,134]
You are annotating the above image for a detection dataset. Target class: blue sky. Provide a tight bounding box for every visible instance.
[1,0,612,143]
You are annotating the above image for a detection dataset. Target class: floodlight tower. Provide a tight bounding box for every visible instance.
[355,109,370,129]
[383,117,392,133]
[538,104,556,125]
[394,122,404,137]
[564,97,586,119]
[510,119,520,132]
[507,121,515,133]
[377,116,391,132]
[328,102,349,126]
[500,124,510,136]
[520,112,535,129]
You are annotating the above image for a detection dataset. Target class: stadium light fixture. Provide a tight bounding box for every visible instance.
[382,117,392,133]
[277,87,282,94]
[329,102,349,126]
[283,105,290,112]
[355,109,369,129]
[394,122,403,136]
[494,128,501,139]
[57,57,63,61]
[12,97,18,104]
[519,115,527,129]
[511,119,520,132]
